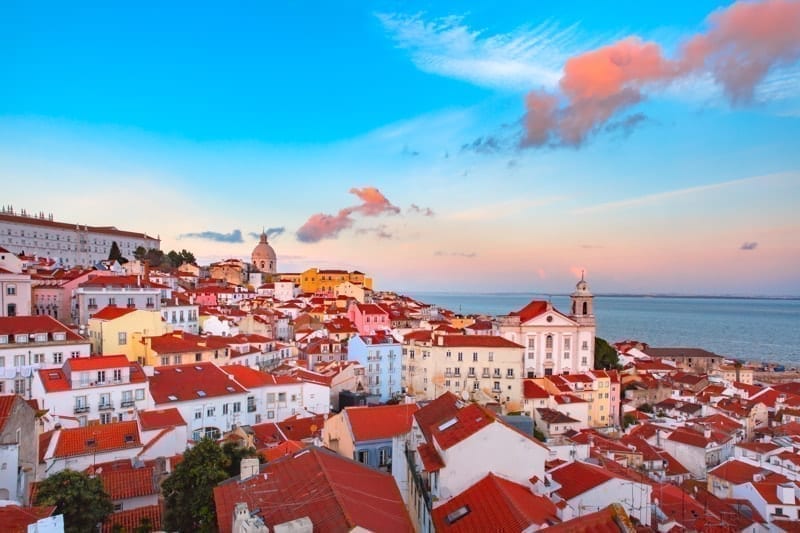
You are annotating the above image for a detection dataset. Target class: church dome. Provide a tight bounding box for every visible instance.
[251,231,277,274]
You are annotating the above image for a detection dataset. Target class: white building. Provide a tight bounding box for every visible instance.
[0,207,159,268]
[499,276,596,378]
[31,354,153,429]
[0,315,91,399]
[0,247,31,318]
[73,275,165,326]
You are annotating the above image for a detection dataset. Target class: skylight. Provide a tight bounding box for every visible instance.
[197,390,206,397]
[446,506,470,524]
[167,395,178,401]
[437,418,458,432]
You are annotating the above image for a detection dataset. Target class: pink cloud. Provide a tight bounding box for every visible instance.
[570,266,587,279]
[523,0,800,147]
[296,187,400,243]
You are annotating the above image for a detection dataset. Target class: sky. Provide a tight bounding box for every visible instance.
[2,0,799,296]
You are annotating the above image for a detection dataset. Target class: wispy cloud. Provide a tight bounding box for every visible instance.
[572,172,787,215]
[377,12,583,91]
[179,229,244,243]
[435,250,477,258]
[740,241,759,251]
[248,227,285,240]
[448,196,564,221]
[408,204,435,217]
[356,224,394,239]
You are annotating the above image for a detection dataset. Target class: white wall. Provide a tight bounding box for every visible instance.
[567,478,652,526]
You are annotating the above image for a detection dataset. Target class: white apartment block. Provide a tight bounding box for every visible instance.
[0,207,159,268]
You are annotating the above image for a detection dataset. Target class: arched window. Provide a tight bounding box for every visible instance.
[545,335,553,349]
[582,302,588,315]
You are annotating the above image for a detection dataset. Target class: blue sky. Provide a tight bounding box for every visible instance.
[2,0,799,295]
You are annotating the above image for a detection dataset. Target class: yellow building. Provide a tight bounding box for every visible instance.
[87,306,171,360]
[300,268,373,294]
[133,330,231,367]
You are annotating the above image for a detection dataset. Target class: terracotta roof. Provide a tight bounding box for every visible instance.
[65,354,131,371]
[89,305,138,320]
[431,403,495,450]
[541,503,634,533]
[414,392,462,442]
[710,459,788,485]
[0,395,20,433]
[263,439,306,461]
[537,408,580,425]
[138,407,187,430]
[644,347,722,359]
[0,505,57,533]
[148,362,248,404]
[221,365,301,388]
[509,300,549,323]
[0,315,84,341]
[550,461,622,501]
[345,403,419,442]
[438,335,524,349]
[52,421,142,459]
[432,473,559,531]
[666,427,714,448]
[417,442,445,472]
[101,504,162,533]
[213,447,413,533]
[89,459,158,500]
[753,481,799,505]
[522,380,550,399]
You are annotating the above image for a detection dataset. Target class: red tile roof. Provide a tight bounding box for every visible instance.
[666,427,714,448]
[89,305,138,320]
[221,365,300,388]
[89,459,159,500]
[414,392,463,442]
[37,368,71,392]
[52,421,142,459]
[522,380,550,399]
[0,505,56,533]
[213,447,413,533]
[545,503,634,533]
[431,403,494,450]
[345,403,420,442]
[138,407,187,430]
[65,354,131,371]
[417,442,445,472]
[550,461,621,500]
[0,395,20,433]
[148,362,248,404]
[509,300,549,323]
[262,440,306,461]
[101,504,162,533]
[438,335,524,349]
[708,459,787,485]
[0,315,84,341]
[432,473,559,531]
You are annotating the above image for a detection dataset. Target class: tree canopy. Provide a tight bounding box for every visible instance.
[162,438,230,533]
[107,241,128,264]
[34,469,113,533]
[594,336,621,370]
[221,441,264,479]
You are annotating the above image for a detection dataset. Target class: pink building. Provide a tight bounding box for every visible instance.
[347,302,389,336]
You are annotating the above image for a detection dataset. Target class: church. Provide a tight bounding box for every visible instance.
[251,230,277,277]
[499,275,596,378]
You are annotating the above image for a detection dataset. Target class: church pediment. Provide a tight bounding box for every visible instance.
[521,310,578,327]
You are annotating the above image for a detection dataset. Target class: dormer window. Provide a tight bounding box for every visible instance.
[52,332,66,341]
[34,333,47,342]
[14,334,27,343]
[0,336,7,344]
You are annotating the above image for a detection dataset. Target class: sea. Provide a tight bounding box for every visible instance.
[405,292,800,368]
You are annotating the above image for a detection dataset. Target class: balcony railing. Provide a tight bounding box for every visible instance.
[405,446,432,512]
[98,402,114,411]
[74,405,89,414]
[247,405,257,413]
[121,400,135,408]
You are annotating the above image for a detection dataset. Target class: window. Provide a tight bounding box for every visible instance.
[379,447,391,466]
[97,370,106,383]
[233,402,241,413]
[122,391,133,406]
[53,352,63,364]
[473,381,480,391]
[6,304,16,317]
[267,410,275,419]
[99,412,112,424]
[99,393,111,408]
[195,353,202,362]
[194,410,202,420]
[32,353,44,364]
[135,388,145,401]
[506,368,514,378]
[582,340,589,350]
[173,355,182,365]
[457,352,463,361]
[493,381,501,391]
[278,392,287,404]
[88,298,97,309]
[247,396,256,412]
[160,356,170,366]
[6,285,15,296]
[472,352,478,362]
[357,450,369,464]
[454,367,461,377]
[468,367,476,377]
[207,406,215,417]
[113,369,122,382]
[494,368,501,377]
[127,297,135,307]
[118,332,127,345]
[223,403,229,415]
[14,354,25,367]
[266,393,276,404]
[14,379,25,395]
[108,297,116,306]
[546,335,553,349]
[564,337,571,350]
[446,351,451,358]
[70,351,80,358]
[488,352,494,362]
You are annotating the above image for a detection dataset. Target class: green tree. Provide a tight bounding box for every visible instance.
[133,246,147,261]
[107,241,128,264]
[623,413,638,429]
[221,441,264,478]
[34,469,114,533]
[594,336,621,370]
[162,438,230,533]
[638,403,653,413]
[178,248,196,265]
[167,250,182,268]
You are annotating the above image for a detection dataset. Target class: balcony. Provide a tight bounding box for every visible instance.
[482,371,490,378]
[98,402,114,411]
[74,405,89,414]
[444,371,453,378]
[120,400,135,408]
[247,405,257,413]
[492,387,502,393]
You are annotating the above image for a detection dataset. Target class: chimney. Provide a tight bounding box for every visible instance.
[703,425,711,439]
[239,457,259,480]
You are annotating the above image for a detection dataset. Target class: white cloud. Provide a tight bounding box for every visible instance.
[376,12,582,91]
